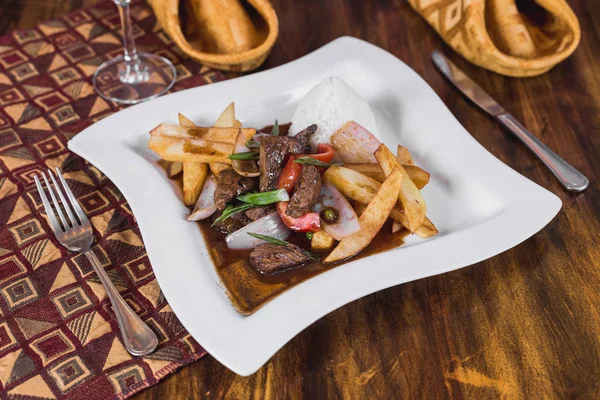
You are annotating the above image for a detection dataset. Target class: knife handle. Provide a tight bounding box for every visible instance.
[497,113,589,192]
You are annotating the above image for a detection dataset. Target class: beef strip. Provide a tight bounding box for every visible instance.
[212,209,251,234]
[292,124,317,151]
[286,164,321,218]
[214,168,255,211]
[249,243,311,275]
[259,136,304,192]
[244,205,275,221]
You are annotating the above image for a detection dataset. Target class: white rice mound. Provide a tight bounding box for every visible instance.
[288,76,379,150]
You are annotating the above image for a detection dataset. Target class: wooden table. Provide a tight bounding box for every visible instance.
[2,0,599,398]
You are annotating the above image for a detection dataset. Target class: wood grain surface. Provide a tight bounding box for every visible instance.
[2,0,599,398]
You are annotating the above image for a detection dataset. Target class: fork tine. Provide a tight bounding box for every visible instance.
[54,167,90,226]
[35,175,63,233]
[41,171,71,230]
[48,169,80,226]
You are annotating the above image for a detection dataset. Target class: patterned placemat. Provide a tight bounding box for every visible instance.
[0,1,227,398]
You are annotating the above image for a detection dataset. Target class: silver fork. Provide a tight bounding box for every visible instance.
[35,167,158,356]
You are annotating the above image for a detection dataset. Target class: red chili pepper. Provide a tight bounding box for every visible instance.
[312,143,335,163]
[277,202,321,232]
[279,158,302,193]
[277,158,321,232]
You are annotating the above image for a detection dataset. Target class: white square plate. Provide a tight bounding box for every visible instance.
[68,36,561,376]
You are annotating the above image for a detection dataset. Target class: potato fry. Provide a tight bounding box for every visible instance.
[209,103,242,175]
[397,145,414,165]
[150,124,255,144]
[183,163,208,206]
[157,159,183,178]
[214,102,242,128]
[311,231,336,252]
[415,217,438,238]
[178,113,196,127]
[176,113,208,205]
[167,161,183,178]
[354,202,367,217]
[324,166,410,228]
[374,144,425,233]
[344,163,430,189]
[148,136,234,164]
[325,168,402,263]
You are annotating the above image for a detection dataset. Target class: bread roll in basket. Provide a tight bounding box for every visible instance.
[148,0,279,72]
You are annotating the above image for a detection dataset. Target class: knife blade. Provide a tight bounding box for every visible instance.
[431,50,589,192]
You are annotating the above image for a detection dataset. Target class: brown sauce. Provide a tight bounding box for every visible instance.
[160,122,409,315]
[199,219,408,315]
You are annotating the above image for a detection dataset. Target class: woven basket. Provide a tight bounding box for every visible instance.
[148,0,279,72]
[408,0,581,77]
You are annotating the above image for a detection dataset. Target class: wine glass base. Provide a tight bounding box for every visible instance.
[92,53,177,105]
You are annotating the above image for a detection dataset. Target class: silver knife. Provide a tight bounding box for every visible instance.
[432,50,588,192]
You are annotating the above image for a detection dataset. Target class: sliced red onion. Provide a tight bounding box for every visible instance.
[313,183,360,240]
[226,211,291,250]
[187,173,217,221]
[232,129,260,177]
[331,121,381,163]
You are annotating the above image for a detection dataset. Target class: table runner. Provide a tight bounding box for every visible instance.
[0,1,226,398]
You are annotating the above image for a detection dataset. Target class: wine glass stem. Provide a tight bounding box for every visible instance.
[116,0,147,83]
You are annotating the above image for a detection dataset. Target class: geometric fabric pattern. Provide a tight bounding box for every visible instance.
[0,1,223,397]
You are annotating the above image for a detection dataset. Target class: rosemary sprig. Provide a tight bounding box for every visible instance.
[247,233,289,246]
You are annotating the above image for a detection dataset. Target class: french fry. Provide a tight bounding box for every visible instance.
[374,144,425,233]
[150,124,255,144]
[344,163,430,189]
[178,113,196,127]
[183,163,208,206]
[397,145,414,165]
[157,159,183,178]
[209,103,243,176]
[177,113,208,206]
[214,102,242,128]
[325,168,402,263]
[324,166,410,228]
[311,231,336,252]
[148,136,234,164]
[415,218,438,238]
[354,202,367,217]
[166,161,183,178]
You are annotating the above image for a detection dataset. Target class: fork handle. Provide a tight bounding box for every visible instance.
[85,250,158,356]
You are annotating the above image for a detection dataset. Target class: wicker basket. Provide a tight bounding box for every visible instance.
[408,0,581,77]
[148,0,279,72]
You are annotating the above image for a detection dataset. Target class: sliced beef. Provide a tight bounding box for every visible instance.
[259,136,304,192]
[292,124,317,151]
[249,243,311,275]
[244,205,274,221]
[286,164,321,218]
[212,209,251,234]
[214,168,255,211]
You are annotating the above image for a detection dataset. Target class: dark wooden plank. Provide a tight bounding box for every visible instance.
[1,0,599,398]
